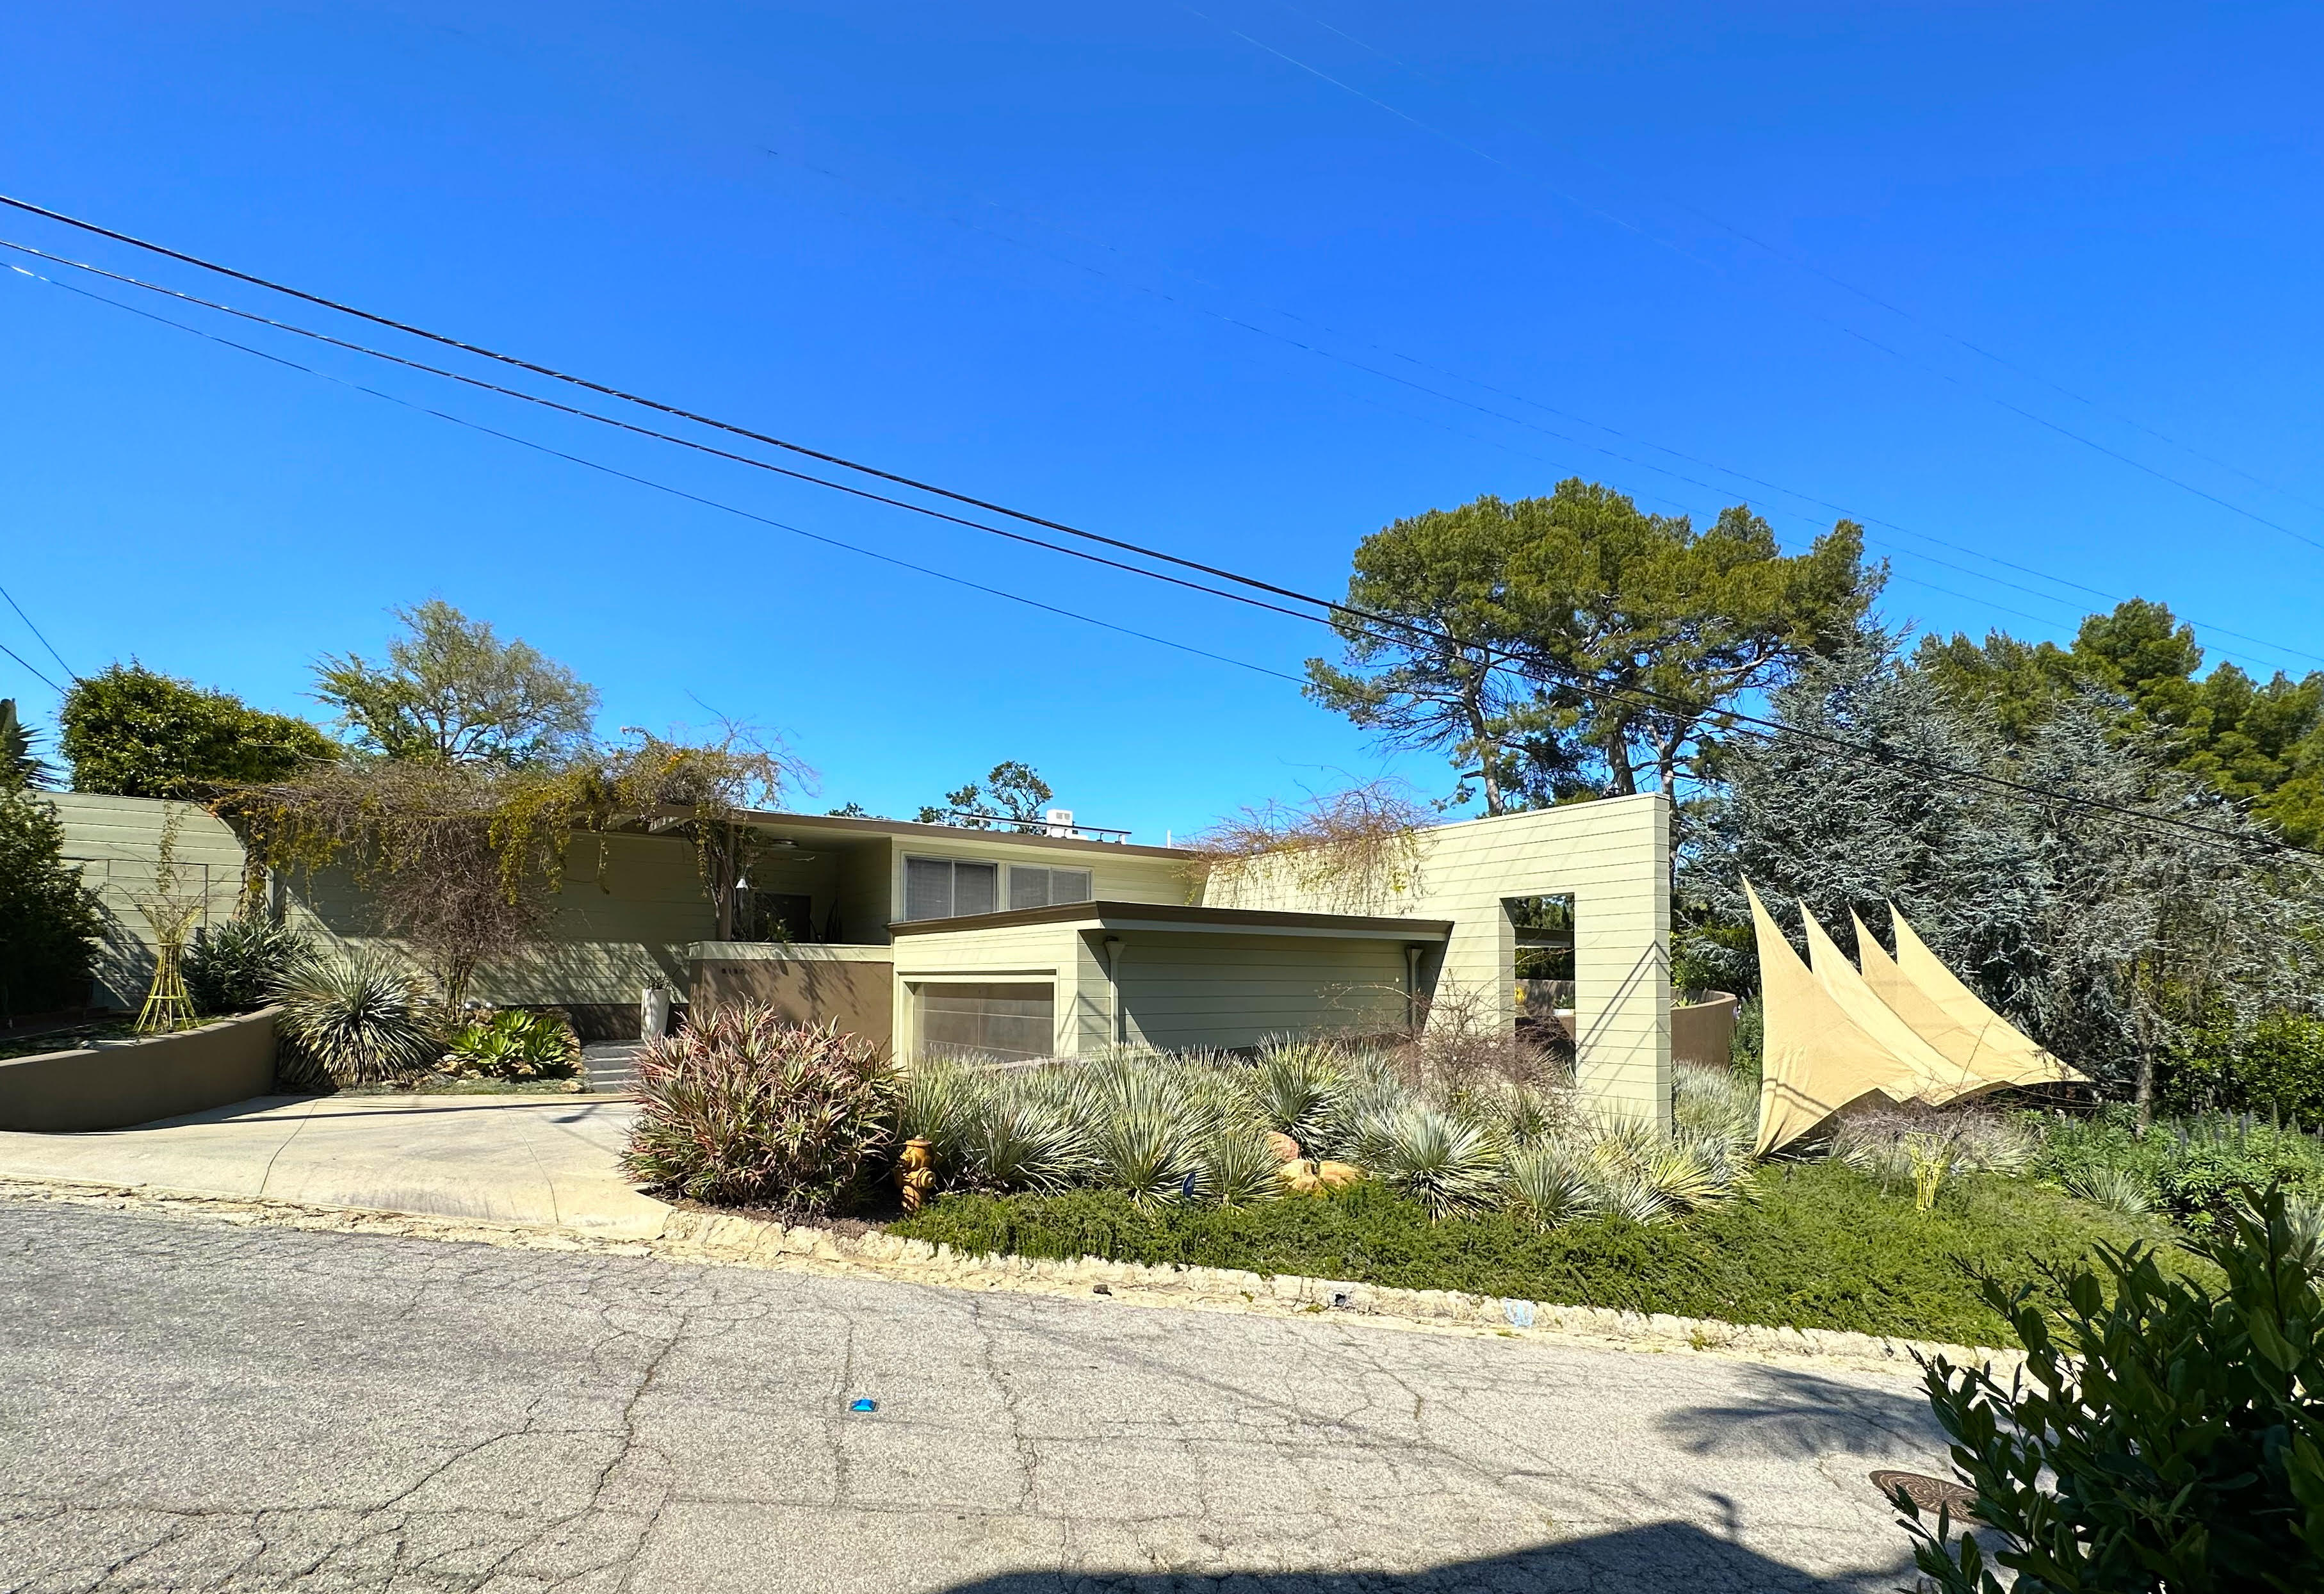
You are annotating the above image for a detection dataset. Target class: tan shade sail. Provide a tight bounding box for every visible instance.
[1746,881,1901,1155]
[1798,904,1967,1104]
[1885,904,2083,1091]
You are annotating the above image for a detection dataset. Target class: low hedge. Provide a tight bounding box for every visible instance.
[889,1160,2204,1347]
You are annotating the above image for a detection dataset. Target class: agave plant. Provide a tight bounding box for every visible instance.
[952,1077,1093,1192]
[274,950,444,1088]
[441,1007,580,1081]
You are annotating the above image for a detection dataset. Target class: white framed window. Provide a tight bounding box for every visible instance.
[903,856,998,921]
[1008,865,1093,911]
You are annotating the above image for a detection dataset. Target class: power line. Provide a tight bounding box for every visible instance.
[1174,7,2324,558]
[3,209,2312,861]
[760,150,2324,674]
[0,638,61,694]
[1269,0,2324,522]
[5,263,1304,690]
[0,583,75,681]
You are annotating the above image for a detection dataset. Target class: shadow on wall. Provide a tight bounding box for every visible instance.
[934,1521,1914,1593]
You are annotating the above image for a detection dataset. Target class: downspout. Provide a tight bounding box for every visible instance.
[1103,938,1126,1047]
[1405,944,1424,1036]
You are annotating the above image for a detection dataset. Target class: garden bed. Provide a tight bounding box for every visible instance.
[889,1160,2206,1347]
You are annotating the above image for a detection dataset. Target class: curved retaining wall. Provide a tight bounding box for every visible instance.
[0,1007,279,1132]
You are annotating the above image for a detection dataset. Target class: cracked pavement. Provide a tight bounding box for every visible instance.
[0,1203,1944,1591]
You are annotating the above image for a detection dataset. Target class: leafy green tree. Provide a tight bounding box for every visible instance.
[313,599,599,767]
[1919,599,2324,847]
[60,663,335,798]
[1308,481,1882,806]
[1682,635,2318,1107]
[0,783,101,1018]
[916,761,1054,827]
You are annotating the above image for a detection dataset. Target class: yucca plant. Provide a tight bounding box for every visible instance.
[274,950,444,1089]
[1198,1128,1283,1205]
[2063,1164,2156,1217]
[622,1006,895,1211]
[950,1071,1094,1192]
[1506,1144,1597,1228]
[1361,1105,1504,1217]
[1249,1039,1345,1150]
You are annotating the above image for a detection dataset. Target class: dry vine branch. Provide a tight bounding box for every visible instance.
[1183,779,1433,915]
[217,725,811,1004]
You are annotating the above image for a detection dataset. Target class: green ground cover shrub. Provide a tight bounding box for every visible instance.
[2029,1106,2324,1229]
[891,1160,2198,1346]
[623,1004,894,1211]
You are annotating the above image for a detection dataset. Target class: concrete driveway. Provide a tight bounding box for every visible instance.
[0,1093,667,1238]
[0,1200,1942,1592]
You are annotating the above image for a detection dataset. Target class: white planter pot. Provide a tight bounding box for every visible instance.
[640,986,672,1040]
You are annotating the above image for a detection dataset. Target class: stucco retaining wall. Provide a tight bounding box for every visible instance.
[0,1008,279,1132]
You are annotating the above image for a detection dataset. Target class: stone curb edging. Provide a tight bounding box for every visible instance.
[656,1207,2020,1376]
[0,1172,2019,1378]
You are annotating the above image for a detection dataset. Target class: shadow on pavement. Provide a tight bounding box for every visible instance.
[935,1521,1914,1592]
[1654,1362,1946,1461]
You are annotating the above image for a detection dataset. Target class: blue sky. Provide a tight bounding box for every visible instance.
[3,2,2318,840]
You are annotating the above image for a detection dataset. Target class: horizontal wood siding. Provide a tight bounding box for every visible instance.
[1199,796,1672,1123]
[890,922,1087,1061]
[1115,932,1408,1052]
[50,793,249,1006]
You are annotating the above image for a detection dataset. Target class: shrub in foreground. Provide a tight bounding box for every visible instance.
[184,915,317,1015]
[274,950,443,1089]
[891,1161,2206,1346]
[622,1005,895,1211]
[1902,1185,2324,1591]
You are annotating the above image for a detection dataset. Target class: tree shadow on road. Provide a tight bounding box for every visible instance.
[1654,1362,1947,1461]
[934,1520,1912,1591]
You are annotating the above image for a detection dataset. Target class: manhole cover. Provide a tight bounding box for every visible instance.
[1869,1470,1980,1518]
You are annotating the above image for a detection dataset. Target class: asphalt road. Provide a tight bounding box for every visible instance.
[0,1202,1947,1592]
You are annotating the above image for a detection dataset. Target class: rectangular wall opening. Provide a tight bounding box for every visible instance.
[1504,893,1575,1053]
[914,981,1055,1062]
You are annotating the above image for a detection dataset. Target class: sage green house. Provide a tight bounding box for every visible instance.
[51,790,1675,1123]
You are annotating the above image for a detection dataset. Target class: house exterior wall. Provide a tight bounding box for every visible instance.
[49,792,249,1007]
[882,832,1189,918]
[1201,795,1674,1124]
[688,944,896,1052]
[888,921,1088,1059]
[1111,931,1410,1053]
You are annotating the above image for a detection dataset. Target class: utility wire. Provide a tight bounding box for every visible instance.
[0,583,75,679]
[0,638,61,694]
[3,212,2313,861]
[763,149,2324,673]
[1270,0,2324,519]
[6,263,1306,690]
[1175,6,2324,557]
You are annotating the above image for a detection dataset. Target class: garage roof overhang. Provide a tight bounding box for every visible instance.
[888,900,1452,943]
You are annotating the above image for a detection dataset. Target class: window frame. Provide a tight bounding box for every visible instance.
[901,854,1002,922]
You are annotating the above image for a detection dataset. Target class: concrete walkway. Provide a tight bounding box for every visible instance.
[0,1093,669,1238]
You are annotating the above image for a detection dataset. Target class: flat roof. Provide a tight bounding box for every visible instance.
[729,808,1190,859]
[889,899,1452,941]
